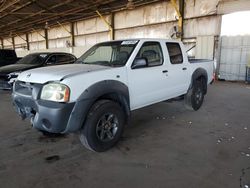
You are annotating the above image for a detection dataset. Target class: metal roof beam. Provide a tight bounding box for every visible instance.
[0,0,34,20]
[0,0,75,30]
[0,0,21,12]
[0,0,116,35]
[0,0,162,38]
[31,28,46,39]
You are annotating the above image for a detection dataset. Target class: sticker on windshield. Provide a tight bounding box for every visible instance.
[39,54,48,58]
[121,40,138,45]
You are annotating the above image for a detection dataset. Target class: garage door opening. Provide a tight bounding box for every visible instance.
[219,11,250,81]
[221,11,250,36]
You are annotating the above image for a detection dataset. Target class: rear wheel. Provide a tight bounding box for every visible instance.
[79,100,125,152]
[184,80,205,111]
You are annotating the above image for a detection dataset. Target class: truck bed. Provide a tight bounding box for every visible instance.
[189,59,214,84]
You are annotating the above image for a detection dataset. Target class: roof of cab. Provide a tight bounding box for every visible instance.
[97,38,180,45]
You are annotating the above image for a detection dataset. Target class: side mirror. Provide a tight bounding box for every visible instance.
[131,58,148,69]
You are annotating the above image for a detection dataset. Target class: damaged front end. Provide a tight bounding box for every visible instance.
[12,81,75,133]
[12,81,41,124]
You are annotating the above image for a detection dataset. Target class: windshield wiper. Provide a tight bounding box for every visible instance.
[77,61,121,67]
[89,61,111,66]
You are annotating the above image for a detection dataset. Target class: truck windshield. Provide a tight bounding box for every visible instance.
[76,40,138,67]
[16,54,48,65]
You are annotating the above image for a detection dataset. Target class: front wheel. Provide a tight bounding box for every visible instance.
[184,80,205,111]
[79,100,125,152]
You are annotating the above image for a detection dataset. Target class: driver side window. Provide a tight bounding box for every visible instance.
[133,42,163,68]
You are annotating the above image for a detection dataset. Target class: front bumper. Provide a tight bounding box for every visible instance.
[12,81,75,133]
[0,80,12,90]
[0,74,12,90]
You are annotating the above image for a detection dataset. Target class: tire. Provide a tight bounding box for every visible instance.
[79,100,125,152]
[184,80,205,111]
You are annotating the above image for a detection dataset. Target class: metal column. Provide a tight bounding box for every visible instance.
[44,29,49,49]
[96,10,114,40]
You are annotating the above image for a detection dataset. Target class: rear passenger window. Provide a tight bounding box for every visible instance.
[166,43,183,64]
[53,55,73,64]
[66,55,76,63]
[135,42,163,67]
[56,55,68,63]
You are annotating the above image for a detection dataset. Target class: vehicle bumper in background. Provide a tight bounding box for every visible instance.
[0,74,12,90]
[0,80,12,90]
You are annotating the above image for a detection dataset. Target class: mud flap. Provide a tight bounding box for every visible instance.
[184,87,193,110]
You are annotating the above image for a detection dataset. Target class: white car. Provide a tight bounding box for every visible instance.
[12,39,214,152]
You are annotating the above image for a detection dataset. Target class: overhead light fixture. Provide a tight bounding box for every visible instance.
[45,21,49,29]
[126,0,135,10]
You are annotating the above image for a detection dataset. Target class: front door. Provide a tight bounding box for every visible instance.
[128,42,169,110]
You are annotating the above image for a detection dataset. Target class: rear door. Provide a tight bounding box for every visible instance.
[164,42,190,96]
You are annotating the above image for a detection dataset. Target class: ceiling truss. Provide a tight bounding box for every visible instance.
[0,0,162,39]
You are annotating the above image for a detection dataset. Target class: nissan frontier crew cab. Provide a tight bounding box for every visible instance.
[12,39,214,152]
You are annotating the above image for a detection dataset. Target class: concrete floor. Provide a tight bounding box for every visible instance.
[0,82,249,188]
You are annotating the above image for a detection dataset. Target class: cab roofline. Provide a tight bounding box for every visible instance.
[96,38,180,45]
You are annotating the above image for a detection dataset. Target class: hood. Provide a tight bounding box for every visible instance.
[17,64,112,84]
[0,64,39,74]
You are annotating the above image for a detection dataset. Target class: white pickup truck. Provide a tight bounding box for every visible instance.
[12,39,214,152]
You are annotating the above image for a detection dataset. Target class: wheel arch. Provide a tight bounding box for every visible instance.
[63,80,130,133]
[190,68,208,94]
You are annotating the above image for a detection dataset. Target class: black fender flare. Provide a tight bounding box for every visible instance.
[190,68,208,94]
[63,80,130,133]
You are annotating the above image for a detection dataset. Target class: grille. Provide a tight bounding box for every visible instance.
[14,81,42,98]
[15,81,33,96]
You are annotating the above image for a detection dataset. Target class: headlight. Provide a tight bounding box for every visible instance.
[40,83,70,102]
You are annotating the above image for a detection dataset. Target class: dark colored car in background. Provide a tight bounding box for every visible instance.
[0,49,21,67]
[0,52,76,89]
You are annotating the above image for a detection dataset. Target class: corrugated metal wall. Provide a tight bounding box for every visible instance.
[3,38,12,49]
[195,36,215,60]
[219,36,250,81]
[10,0,222,58]
[218,0,250,14]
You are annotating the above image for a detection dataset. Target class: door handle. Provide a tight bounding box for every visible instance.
[162,70,168,73]
[182,67,187,70]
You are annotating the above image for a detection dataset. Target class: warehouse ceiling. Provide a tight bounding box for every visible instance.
[0,0,161,38]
